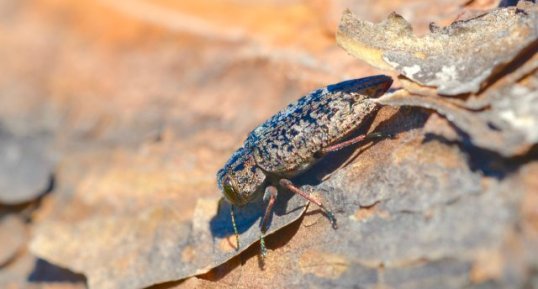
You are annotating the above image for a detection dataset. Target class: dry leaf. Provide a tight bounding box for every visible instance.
[337,2,538,95]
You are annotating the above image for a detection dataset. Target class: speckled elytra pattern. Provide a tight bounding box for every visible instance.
[217,75,392,206]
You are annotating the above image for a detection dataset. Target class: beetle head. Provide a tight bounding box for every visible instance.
[217,148,266,207]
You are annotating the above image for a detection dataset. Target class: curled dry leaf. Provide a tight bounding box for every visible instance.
[377,71,538,156]
[337,2,538,95]
[340,2,538,157]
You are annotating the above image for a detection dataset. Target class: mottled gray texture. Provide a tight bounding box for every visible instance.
[217,75,392,207]
[254,78,387,175]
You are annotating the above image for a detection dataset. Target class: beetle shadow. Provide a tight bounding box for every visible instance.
[209,107,429,239]
[209,188,300,239]
[209,195,262,239]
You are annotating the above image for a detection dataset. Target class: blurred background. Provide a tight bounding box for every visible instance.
[0,0,505,288]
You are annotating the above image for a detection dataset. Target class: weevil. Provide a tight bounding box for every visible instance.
[217,75,393,257]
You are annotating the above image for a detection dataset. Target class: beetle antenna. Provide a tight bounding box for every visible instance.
[260,233,267,258]
[230,205,240,250]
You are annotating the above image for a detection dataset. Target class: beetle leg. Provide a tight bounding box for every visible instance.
[260,186,278,258]
[316,131,392,157]
[261,186,278,231]
[230,205,240,250]
[279,179,337,229]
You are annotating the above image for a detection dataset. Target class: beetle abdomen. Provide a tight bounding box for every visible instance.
[252,75,392,174]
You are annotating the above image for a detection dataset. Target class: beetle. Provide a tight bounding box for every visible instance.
[217,75,393,257]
